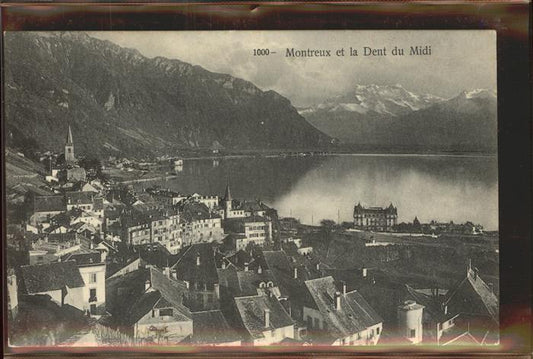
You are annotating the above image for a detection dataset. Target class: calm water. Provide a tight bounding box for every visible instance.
[137,154,498,230]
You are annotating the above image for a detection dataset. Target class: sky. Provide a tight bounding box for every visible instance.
[92,30,497,107]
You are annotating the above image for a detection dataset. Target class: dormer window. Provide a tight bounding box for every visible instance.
[159,308,174,317]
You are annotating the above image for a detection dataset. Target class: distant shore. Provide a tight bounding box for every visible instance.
[148,149,497,162]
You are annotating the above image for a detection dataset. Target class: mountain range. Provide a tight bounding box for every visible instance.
[4,32,330,159]
[4,32,497,158]
[300,85,497,153]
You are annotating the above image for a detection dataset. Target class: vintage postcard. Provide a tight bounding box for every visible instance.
[4,30,498,349]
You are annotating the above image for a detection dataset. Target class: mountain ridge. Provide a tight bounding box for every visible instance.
[4,32,330,159]
[301,84,497,153]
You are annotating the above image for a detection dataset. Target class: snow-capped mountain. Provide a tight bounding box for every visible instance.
[299,84,444,118]
[300,85,497,153]
[460,89,497,100]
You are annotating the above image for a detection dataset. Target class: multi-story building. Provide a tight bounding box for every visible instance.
[147,189,187,206]
[62,250,107,316]
[353,203,398,232]
[180,202,223,246]
[148,209,181,253]
[233,294,295,345]
[119,211,152,246]
[188,193,219,210]
[110,267,192,344]
[18,261,86,311]
[220,184,271,220]
[170,243,220,312]
[303,276,383,345]
[222,184,246,219]
[223,216,272,251]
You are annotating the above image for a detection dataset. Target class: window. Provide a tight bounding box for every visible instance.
[376,327,380,335]
[90,273,97,283]
[89,288,97,302]
[159,308,174,317]
[410,329,416,338]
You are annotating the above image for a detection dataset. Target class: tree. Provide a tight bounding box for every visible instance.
[341,221,353,230]
[79,156,103,179]
[320,219,336,242]
[320,219,336,229]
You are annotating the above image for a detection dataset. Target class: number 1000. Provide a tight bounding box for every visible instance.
[253,49,270,56]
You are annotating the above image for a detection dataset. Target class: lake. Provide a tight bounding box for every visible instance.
[135,154,498,230]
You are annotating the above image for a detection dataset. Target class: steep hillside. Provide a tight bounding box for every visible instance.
[4,32,330,158]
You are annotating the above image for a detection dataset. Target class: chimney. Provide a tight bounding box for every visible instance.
[244,262,249,272]
[196,254,201,266]
[293,267,298,279]
[316,263,320,271]
[163,266,170,278]
[444,305,448,315]
[221,260,226,270]
[341,281,347,295]
[264,308,271,328]
[257,265,263,274]
[334,291,341,311]
[145,279,151,291]
[171,269,177,280]
[362,267,368,278]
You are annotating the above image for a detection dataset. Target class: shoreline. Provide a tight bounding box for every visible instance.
[158,151,498,163]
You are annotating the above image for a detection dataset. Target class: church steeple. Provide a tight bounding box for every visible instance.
[65,124,75,164]
[66,125,73,145]
[224,181,232,217]
[224,182,232,202]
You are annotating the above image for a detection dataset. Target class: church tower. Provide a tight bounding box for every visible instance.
[224,182,232,217]
[65,125,75,164]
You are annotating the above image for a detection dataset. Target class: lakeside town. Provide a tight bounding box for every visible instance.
[6,126,499,347]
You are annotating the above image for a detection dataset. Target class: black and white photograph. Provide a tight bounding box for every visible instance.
[4,30,499,349]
